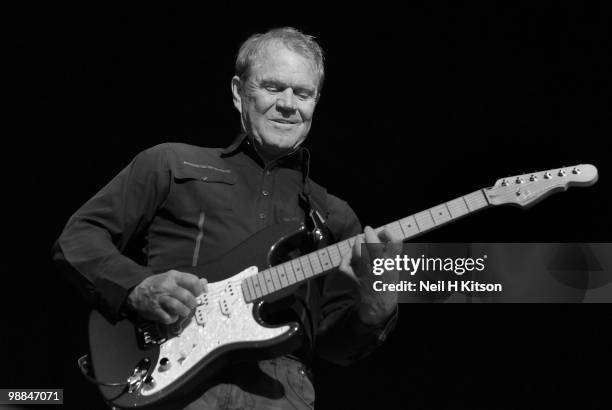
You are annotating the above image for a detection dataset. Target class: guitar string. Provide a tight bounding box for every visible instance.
[191,191,484,300]
[187,172,583,303]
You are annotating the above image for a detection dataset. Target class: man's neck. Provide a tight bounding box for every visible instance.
[249,138,299,165]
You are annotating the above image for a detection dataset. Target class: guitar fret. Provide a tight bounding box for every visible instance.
[318,248,333,271]
[338,240,351,256]
[251,276,261,298]
[431,204,451,225]
[308,252,323,275]
[246,277,256,300]
[385,221,404,240]
[347,237,357,249]
[277,264,289,287]
[465,190,488,211]
[329,244,342,265]
[292,259,305,281]
[300,256,314,278]
[444,202,454,219]
[256,273,268,296]
[415,211,435,231]
[264,270,275,292]
[447,197,469,218]
[270,266,281,290]
[399,215,419,239]
[285,262,297,284]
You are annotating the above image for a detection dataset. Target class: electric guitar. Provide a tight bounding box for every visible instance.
[85,164,598,409]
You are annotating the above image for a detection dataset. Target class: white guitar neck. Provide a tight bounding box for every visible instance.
[240,189,490,303]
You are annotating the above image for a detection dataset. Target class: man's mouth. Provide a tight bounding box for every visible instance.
[270,119,299,124]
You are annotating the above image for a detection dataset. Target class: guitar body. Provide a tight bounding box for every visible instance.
[88,221,310,410]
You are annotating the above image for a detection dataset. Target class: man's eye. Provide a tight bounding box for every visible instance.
[264,86,279,92]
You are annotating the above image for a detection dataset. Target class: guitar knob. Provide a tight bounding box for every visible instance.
[159,357,171,371]
[145,376,156,387]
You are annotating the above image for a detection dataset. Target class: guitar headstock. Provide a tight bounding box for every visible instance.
[484,164,598,208]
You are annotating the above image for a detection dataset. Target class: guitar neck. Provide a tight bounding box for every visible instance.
[241,189,490,302]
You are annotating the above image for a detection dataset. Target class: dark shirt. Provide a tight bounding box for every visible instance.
[52,134,396,365]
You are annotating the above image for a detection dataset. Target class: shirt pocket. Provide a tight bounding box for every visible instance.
[171,164,237,212]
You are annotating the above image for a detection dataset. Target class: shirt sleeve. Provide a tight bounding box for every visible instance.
[51,145,170,321]
[315,195,399,366]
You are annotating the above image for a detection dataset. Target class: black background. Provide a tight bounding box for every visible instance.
[6,3,611,409]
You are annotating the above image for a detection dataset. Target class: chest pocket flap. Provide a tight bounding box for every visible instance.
[174,163,237,185]
[172,162,237,211]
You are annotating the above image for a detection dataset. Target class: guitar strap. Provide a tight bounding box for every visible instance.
[295,148,336,363]
[298,147,335,245]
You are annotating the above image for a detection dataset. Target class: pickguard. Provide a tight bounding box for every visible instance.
[139,266,290,395]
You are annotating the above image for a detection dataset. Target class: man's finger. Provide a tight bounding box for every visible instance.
[363,226,381,244]
[339,250,357,281]
[386,240,404,256]
[200,278,209,294]
[153,306,178,325]
[353,234,365,262]
[363,226,385,260]
[160,295,191,318]
[378,227,403,244]
[175,272,206,296]
[170,286,198,310]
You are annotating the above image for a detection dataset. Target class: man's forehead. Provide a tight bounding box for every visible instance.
[249,43,319,86]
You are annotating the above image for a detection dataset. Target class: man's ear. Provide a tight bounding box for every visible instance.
[231,76,243,113]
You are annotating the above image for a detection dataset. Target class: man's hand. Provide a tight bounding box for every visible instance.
[339,226,403,326]
[126,270,208,324]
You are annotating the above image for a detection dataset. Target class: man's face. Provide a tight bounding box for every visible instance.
[232,44,320,158]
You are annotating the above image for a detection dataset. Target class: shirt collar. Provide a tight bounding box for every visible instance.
[221,133,307,171]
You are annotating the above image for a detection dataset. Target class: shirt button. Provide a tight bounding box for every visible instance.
[262,190,269,196]
[265,170,272,176]
[259,213,266,220]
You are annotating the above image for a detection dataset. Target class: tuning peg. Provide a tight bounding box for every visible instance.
[572,167,581,174]
[544,172,552,179]
[529,174,537,181]
[558,169,567,177]
[515,177,524,184]
[501,179,509,186]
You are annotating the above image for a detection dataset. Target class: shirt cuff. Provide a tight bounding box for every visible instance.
[351,305,399,343]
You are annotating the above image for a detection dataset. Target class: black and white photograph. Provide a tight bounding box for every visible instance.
[5,3,611,409]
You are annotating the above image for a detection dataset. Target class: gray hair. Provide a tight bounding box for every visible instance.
[235,27,325,91]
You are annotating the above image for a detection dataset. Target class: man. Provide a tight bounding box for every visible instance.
[53,27,401,409]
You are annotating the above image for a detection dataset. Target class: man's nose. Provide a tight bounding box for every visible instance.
[276,88,297,112]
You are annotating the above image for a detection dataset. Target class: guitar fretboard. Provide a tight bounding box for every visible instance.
[240,189,489,302]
